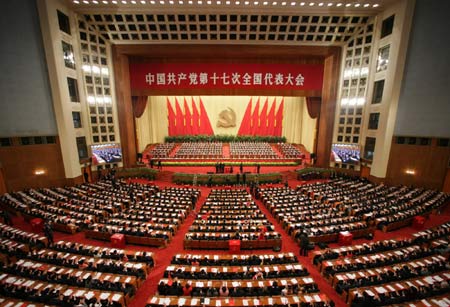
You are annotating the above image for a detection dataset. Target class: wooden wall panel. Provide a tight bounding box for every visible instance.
[0,143,66,191]
[443,168,450,193]
[386,140,450,190]
[316,50,341,167]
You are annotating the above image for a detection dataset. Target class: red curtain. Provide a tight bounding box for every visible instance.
[131,96,148,118]
[306,97,321,119]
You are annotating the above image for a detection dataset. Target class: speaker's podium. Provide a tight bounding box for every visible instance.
[111,233,126,248]
[229,240,241,253]
[338,231,353,246]
[412,216,426,230]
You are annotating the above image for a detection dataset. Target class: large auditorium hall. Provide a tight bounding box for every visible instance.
[1,0,450,307]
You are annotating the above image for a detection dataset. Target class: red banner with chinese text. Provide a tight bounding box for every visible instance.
[129,63,323,90]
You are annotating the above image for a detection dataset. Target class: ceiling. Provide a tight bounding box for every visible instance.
[66,0,396,45]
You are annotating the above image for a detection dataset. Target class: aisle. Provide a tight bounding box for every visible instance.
[252,186,347,307]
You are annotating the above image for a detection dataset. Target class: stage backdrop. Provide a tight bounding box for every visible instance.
[135,96,316,153]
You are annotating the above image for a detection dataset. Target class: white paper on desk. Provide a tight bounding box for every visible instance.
[386,285,396,292]
[375,287,386,294]
[444,273,450,279]
[216,300,221,306]
[4,303,14,307]
[83,273,91,279]
[358,272,365,277]
[243,300,249,306]
[416,280,424,286]
[100,293,110,300]
[313,295,321,302]
[48,267,56,272]
[214,255,219,260]
[281,297,288,305]
[196,282,204,287]
[150,297,157,304]
[293,296,299,303]
[424,277,434,284]
[191,267,197,272]
[63,289,73,296]
[268,298,273,305]
[433,275,443,282]
[290,278,298,285]
[212,268,218,273]
[125,277,131,283]
[286,265,293,270]
[421,299,432,307]
[191,299,198,306]
[264,267,269,273]
[253,299,260,305]
[112,294,122,302]
[56,268,65,274]
[232,281,240,287]
[273,266,279,271]
[167,266,175,271]
[367,270,375,275]
[395,283,404,290]
[207,281,212,287]
[34,283,43,290]
[178,298,186,306]
[159,298,166,305]
[24,280,34,287]
[223,267,228,272]
[280,279,287,286]
[204,298,210,305]
[304,277,314,283]
[365,290,375,297]
[258,281,264,287]
[104,275,111,281]
[114,277,120,283]
[246,281,251,287]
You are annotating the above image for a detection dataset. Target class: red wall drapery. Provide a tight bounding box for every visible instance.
[131,96,148,118]
[306,97,321,119]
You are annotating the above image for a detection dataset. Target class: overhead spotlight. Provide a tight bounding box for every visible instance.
[272,1,277,4]
[131,0,137,3]
[226,0,230,3]
[263,1,268,4]
[160,0,164,3]
[309,2,314,6]
[254,1,259,4]
[197,0,202,3]
[373,3,379,7]
[235,1,240,4]
[188,0,192,3]
[354,3,360,7]
[244,1,249,4]
[318,2,324,6]
[300,1,305,5]
[327,2,333,6]
[216,0,221,3]
[207,0,211,3]
[281,1,286,5]
[92,0,99,3]
[121,0,127,3]
[363,3,369,7]
[140,0,146,3]
[290,1,296,5]
[345,3,351,7]
[169,0,174,3]
[73,0,80,3]
[82,0,89,3]
[111,0,117,3]
[336,2,342,6]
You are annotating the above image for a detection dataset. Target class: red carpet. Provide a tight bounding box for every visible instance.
[7,175,450,307]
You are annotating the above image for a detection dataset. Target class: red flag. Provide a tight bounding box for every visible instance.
[191,97,199,135]
[184,98,192,135]
[266,98,276,136]
[251,98,260,135]
[274,98,284,136]
[199,98,214,135]
[237,98,252,136]
[175,98,184,135]
[258,98,269,135]
[167,97,176,136]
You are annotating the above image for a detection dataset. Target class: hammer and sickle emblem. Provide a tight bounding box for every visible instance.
[217,107,237,128]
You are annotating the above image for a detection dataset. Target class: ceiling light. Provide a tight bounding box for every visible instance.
[160,0,165,3]
[254,1,259,4]
[300,1,305,5]
[291,1,296,5]
[131,0,137,3]
[150,0,155,3]
[140,0,146,3]
[327,2,333,6]
[263,1,268,4]
[188,0,192,3]
[83,0,89,3]
[318,2,324,6]
[73,0,80,3]
[336,2,342,6]
[207,0,211,3]
[226,0,230,3]
[373,3,379,7]
[309,2,314,6]
[281,1,286,5]
[235,1,240,4]
[111,0,117,3]
[354,3,360,7]
[121,0,127,3]
[102,0,108,3]
[244,1,249,4]
[216,0,221,3]
[169,0,174,3]
[363,3,369,7]
[197,0,202,3]
[272,1,277,4]
[92,0,99,3]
